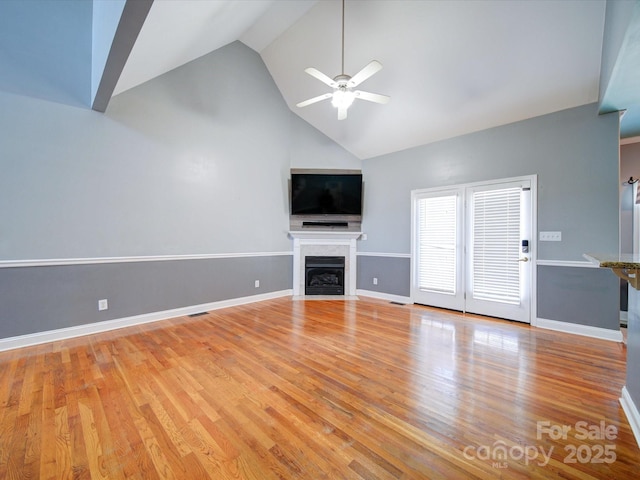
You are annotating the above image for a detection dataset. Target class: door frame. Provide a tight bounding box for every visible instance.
[410,175,538,323]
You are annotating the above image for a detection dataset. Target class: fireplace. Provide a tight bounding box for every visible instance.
[305,256,345,295]
[289,230,361,297]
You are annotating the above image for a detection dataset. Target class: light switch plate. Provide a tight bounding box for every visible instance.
[539,231,562,241]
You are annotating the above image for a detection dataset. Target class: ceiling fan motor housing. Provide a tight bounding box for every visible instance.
[333,74,352,87]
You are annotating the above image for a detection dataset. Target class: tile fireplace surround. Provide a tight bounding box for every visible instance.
[289,230,362,297]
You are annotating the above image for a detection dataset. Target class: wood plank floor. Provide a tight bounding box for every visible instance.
[0,297,638,479]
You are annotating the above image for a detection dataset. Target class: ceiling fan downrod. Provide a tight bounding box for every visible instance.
[341,0,345,75]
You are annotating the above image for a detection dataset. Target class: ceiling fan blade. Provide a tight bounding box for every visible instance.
[296,93,332,108]
[304,68,337,87]
[338,107,348,120]
[354,90,390,104]
[347,60,382,88]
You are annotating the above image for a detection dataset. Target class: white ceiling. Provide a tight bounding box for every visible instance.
[114,0,606,160]
[114,0,317,95]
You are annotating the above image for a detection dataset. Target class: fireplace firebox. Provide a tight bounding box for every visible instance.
[305,256,345,295]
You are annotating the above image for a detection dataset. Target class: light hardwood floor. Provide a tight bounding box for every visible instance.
[0,297,638,479]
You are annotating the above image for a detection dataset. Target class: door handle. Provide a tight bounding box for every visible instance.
[518,257,529,262]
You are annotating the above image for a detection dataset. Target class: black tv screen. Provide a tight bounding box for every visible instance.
[291,173,363,216]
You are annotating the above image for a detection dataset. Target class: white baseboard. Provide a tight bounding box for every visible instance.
[356,289,412,304]
[620,386,640,449]
[0,290,292,352]
[536,317,623,342]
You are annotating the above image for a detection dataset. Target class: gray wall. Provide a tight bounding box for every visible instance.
[360,103,621,330]
[357,255,410,297]
[0,41,360,340]
[0,0,92,107]
[627,287,640,412]
[0,256,291,339]
[289,117,362,170]
[2,42,289,259]
[537,266,619,329]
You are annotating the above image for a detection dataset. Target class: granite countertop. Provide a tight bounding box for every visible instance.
[584,253,640,269]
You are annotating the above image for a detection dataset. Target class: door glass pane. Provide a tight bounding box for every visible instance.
[417,195,457,294]
[472,187,521,304]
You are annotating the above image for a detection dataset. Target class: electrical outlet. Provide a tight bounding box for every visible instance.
[373,277,378,285]
[98,299,108,311]
[360,233,368,240]
[539,231,562,241]
[254,280,260,288]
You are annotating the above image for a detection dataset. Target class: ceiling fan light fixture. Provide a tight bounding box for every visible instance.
[296,0,389,120]
[331,88,355,109]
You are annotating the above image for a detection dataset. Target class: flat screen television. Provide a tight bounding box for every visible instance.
[290,171,363,218]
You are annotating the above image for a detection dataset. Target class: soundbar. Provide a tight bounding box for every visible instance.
[302,221,349,227]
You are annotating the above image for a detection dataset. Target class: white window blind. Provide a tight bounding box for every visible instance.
[417,195,457,294]
[472,187,521,304]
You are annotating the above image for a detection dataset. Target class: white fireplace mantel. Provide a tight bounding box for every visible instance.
[288,231,362,241]
[289,230,362,297]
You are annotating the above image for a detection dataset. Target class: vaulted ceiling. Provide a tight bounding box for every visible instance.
[3,0,640,159]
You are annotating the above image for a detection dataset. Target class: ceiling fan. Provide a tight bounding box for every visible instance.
[296,0,390,120]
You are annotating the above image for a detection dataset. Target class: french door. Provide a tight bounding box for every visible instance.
[411,177,535,323]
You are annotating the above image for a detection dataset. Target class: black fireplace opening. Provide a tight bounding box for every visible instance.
[305,256,345,295]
